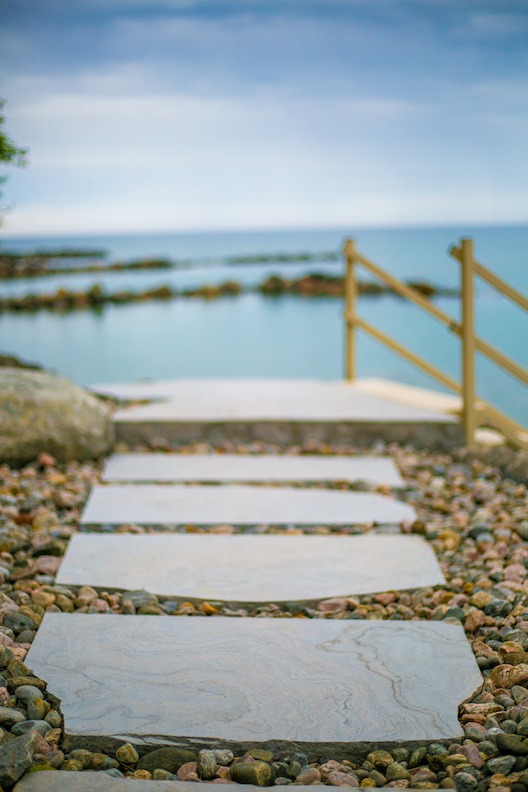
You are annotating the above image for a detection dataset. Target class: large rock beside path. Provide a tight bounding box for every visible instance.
[0,367,115,465]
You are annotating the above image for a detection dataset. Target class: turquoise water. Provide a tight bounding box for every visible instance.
[0,224,526,425]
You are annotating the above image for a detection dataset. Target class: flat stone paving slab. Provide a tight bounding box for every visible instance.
[26,614,482,757]
[12,777,433,792]
[56,533,444,602]
[81,484,415,527]
[102,453,404,486]
[91,378,455,421]
[13,776,346,792]
[92,379,462,448]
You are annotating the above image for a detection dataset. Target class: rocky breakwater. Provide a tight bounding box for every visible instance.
[0,368,115,466]
[0,274,456,313]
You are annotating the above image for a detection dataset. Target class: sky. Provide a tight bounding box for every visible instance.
[0,0,527,237]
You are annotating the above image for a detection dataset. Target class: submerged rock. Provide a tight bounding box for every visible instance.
[0,367,115,465]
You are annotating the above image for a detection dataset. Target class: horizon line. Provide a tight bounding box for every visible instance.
[1,218,527,241]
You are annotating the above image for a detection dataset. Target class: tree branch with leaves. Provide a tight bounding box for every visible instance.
[0,99,28,225]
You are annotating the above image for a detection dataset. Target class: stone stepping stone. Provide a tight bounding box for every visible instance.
[13,777,340,792]
[56,533,444,602]
[103,453,404,486]
[26,614,482,757]
[81,484,415,528]
[91,378,462,448]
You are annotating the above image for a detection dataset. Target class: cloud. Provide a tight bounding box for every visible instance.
[1,0,528,234]
[468,11,528,37]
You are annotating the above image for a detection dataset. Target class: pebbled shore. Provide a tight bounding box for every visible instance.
[0,440,527,790]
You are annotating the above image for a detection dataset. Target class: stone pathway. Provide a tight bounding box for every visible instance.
[21,379,485,789]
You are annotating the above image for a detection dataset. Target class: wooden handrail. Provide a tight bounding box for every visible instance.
[349,245,528,386]
[476,402,528,447]
[343,237,527,449]
[450,245,528,312]
[349,313,462,394]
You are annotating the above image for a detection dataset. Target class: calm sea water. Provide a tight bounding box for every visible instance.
[1,224,526,425]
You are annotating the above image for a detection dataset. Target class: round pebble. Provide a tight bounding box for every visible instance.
[115,742,139,765]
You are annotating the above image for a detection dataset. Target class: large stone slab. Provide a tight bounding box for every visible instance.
[91,378,463,448]
[56,533,444,602]
[103,453,404,486]
[91,378,454,419]
[26,614,482,758]
[13,777,334,792]
[81,484,415,527]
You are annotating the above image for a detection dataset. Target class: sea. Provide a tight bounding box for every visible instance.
[0,224,527,426]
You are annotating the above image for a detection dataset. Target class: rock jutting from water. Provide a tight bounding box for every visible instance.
[0,273,457,313]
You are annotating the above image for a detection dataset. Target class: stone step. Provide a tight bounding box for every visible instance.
[26,613,482,758]
[102,453,404,486]
[56,533,445,602]
[81,484,416,528]
[14,777,340,792]
[91,378,462,449]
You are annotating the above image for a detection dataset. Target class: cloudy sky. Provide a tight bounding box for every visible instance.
[1,0,527,236]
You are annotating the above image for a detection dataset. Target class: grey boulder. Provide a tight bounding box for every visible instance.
[0,367,115,465]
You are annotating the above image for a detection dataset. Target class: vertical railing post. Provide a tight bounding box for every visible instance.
[343,238,357,381]
[460,237,476,444]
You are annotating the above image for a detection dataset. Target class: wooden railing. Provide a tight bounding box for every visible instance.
[343,237,528,449]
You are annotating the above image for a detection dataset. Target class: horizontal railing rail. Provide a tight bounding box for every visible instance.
[450,244,528,312]
[343,237,527,449]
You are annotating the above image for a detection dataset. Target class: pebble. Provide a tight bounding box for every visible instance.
[295,767,322,784]
[386,762,410,781]
[14,685,42,704]
[459,742,484,769]
[454,771,478,790]
[137,746,197,774]
[367,749,394,768]
[487,755,516,774]
[495,733,528,755]
[115,742,139,765]
[318,597,349,613]
[177,760,199,781]
[62,759,83,771]
[130,769,152,779]
[90,753,119,770]
[0,706,25,725]
[327,770,359,786]
[153,768,175,779]
[213,748,235,765]
[231,760,276,786]
[68,749,93,768]
[198,748,217,779]
[11,719,51,736]
[26,697,47,720]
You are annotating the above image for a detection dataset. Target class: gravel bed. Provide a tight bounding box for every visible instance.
[0,439,527,791]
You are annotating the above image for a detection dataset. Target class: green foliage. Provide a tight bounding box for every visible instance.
[0,99,28,224]
[0,99,27,168]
